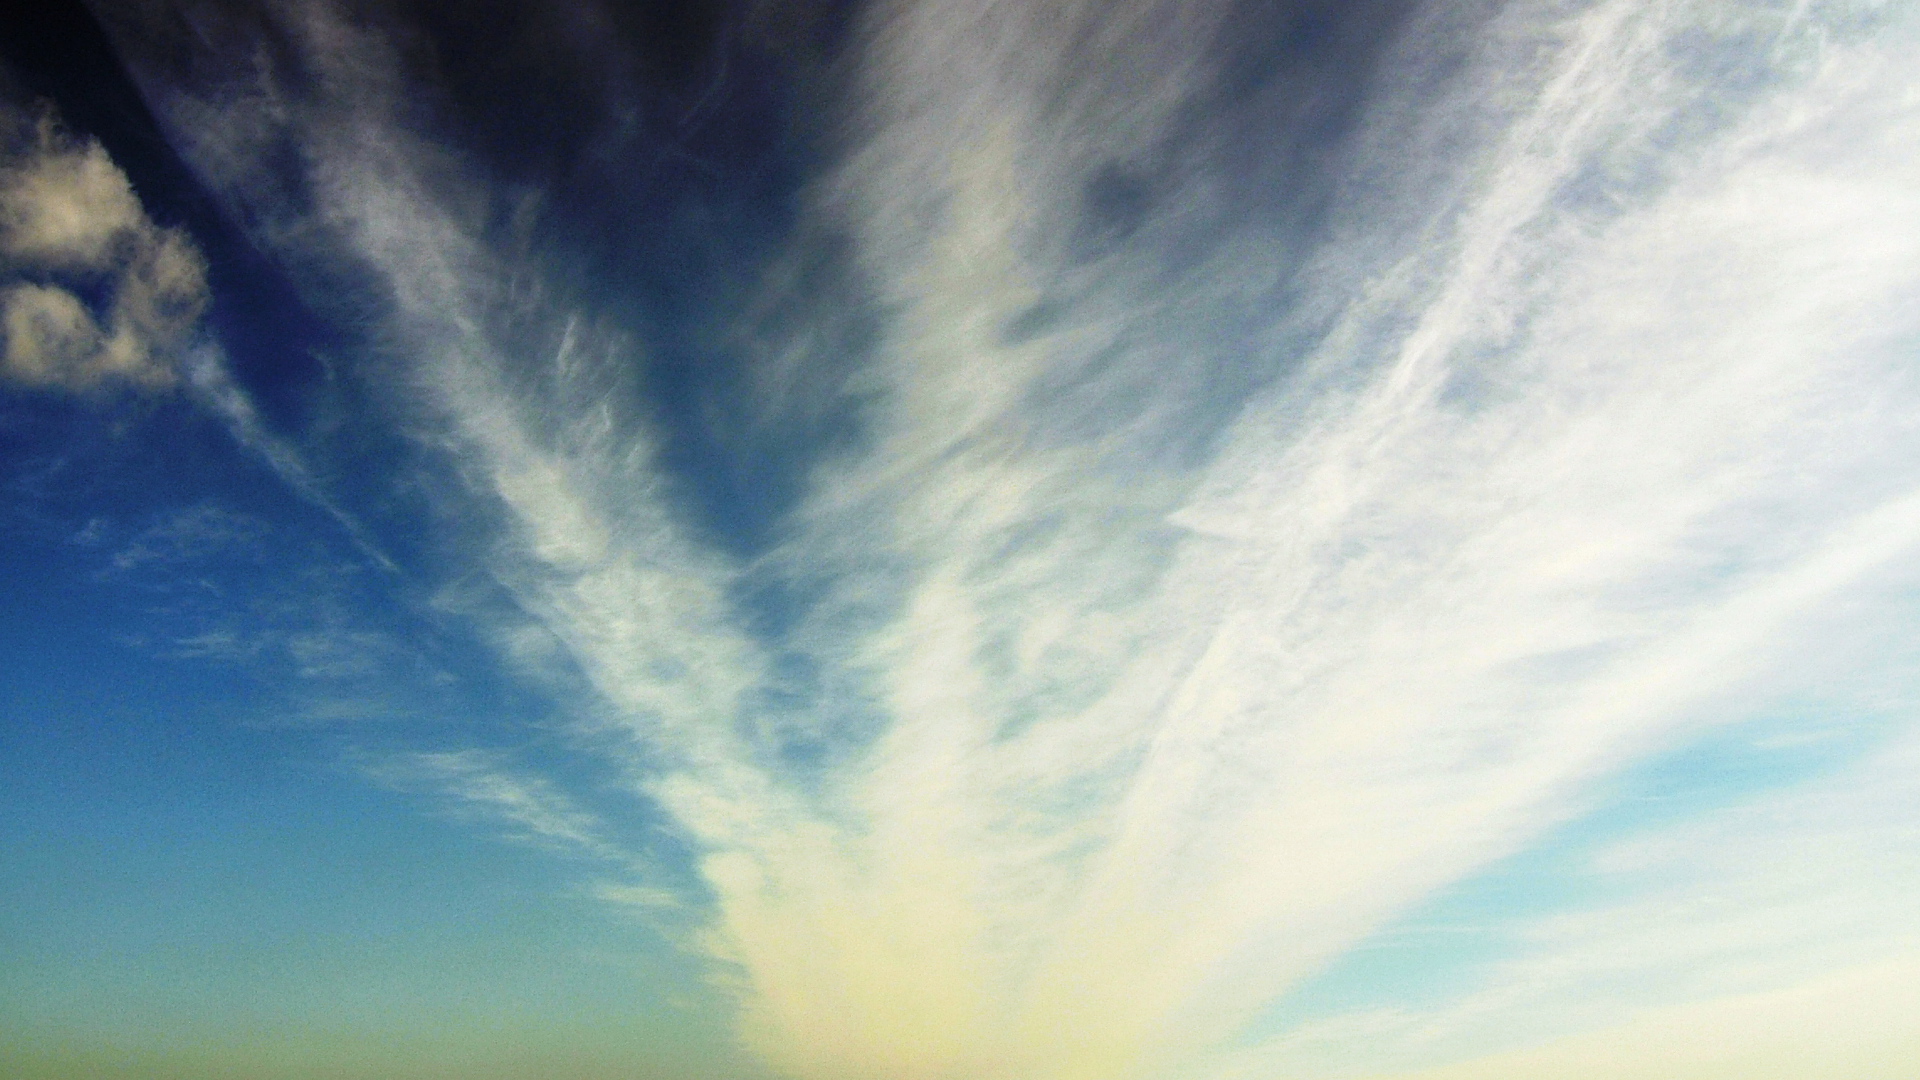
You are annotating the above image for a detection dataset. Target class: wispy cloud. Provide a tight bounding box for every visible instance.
[89,498,445,730]
[86,0,1920,1077]
[107,500,270,571]
[361,748,621,859]
[673,2,1920,1075]
[1201,715,1920,1079]
[1385,959,1920,1080]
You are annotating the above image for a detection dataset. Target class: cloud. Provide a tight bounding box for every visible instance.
[702,1,1920,1074]
[1376,958,1920,1080]
[1200,716,1920,1079]
[362,748,621,859]
[107,501,271,570]
[89,498,440,735]
[87,0,1920,1078]
[592,881,686,912]
[0,100,395,584]
[0,118,146,266]
[0,107,208,390]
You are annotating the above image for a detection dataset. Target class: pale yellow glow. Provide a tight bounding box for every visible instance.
[1359,956,1920,1080]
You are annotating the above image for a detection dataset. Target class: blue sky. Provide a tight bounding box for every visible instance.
[4,0,1920,1078]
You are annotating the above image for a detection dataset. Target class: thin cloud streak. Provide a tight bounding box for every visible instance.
[362,748,623,858]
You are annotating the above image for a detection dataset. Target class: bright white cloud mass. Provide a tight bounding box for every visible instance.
[4,0,1919,1077]
[0,108,208,389]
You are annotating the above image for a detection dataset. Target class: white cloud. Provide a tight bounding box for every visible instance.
[0,103,395,579]
[0,109,208,390]
[362,748,620,858]
[0,120,146,267]
[1260,953,1920,1080]
[1,282,107,382]
[108,501,271,571]
[591,881,686,912]
[94,0,1920,1078]
[1195,714,1920,1079]
[700,2,1920,1076]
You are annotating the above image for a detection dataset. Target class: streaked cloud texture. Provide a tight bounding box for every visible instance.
[4,0,1917,1077]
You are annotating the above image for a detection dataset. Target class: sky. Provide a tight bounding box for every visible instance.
[2,0,1918,1078]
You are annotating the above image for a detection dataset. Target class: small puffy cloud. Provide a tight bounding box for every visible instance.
[0,108,207,391]
[0,282,102,382]
[0,127,145,267]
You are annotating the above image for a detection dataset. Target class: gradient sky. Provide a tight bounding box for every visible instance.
[3,0,1918,1078]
